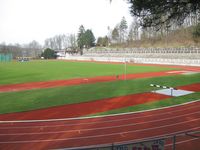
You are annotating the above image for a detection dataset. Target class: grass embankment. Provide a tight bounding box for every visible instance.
[0,60,176,85]
[0,73,199,114]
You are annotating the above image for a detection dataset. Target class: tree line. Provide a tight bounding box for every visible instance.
[0,25,96,59]
[108,0,200,46]
[0,40,42,59]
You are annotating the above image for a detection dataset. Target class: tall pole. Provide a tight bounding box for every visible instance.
[124,57,127,80]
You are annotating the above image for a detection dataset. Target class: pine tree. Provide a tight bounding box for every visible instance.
[84,29,96,48]
[41,48,56,59]
[77,25,86,49]
[112,27,120,43]
[119,16,128,43]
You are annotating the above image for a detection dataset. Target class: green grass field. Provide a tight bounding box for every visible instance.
[0,60,177,85]
[0,72,199,114]
[0,60,199,116]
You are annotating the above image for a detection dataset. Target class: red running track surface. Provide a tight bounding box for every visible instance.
[0,82,199,121]
[0,101,199,150]
[0,71,171,93]
[178,83,200,92]
[0,92,171,121]
[0,62,199,93]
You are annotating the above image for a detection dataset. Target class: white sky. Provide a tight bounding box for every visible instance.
[0,0,133,45]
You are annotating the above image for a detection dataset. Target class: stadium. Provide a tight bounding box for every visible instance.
[0,46,200,149]
[1,0,200,150]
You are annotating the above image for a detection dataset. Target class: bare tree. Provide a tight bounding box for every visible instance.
[28,40,42,58]
[69,34,77,49]
[128,18,140,41]
[44,34,77,50]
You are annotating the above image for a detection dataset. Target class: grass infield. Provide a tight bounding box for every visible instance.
[0,60,177,85]
[0,73,199,114]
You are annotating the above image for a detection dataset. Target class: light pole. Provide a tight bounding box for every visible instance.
[124,57,127,80]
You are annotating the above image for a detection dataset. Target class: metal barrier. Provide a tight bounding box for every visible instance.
[0,53,12,62]
[64,130,200,150]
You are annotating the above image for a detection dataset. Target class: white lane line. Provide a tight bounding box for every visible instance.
[61,128,200,150]
[0,100,199,124]
[0,119,199,144]
[1,101,200,129]
[1,111,199,136]
[1,105,199,129]
[63,128,199,150]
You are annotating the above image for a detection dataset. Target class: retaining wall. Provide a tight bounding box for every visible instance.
[60,47,200,66]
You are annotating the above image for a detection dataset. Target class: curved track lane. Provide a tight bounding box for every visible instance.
[0,101,199,150]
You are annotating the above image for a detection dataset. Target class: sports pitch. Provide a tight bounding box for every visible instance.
[0,60,177,84]
[0,60,199,116]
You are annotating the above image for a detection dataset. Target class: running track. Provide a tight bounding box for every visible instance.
[0,101,199,150]
[0,63,199,149]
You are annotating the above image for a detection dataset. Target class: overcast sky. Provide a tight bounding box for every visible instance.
[0,0,133,45]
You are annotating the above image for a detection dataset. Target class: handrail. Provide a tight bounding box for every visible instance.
[62,130,200,150]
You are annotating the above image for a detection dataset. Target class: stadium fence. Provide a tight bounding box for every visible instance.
[0,53,12,62]
[65,130,200,150]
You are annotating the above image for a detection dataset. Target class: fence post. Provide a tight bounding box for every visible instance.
[172,135,176,150]
[171,88,173,96]
[111,143,114,150]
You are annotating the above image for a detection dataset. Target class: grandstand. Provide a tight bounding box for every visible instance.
[60,47,200,66]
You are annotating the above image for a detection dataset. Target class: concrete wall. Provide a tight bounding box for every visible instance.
[59,47,200,66]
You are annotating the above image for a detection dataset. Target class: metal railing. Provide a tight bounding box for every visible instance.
[62,130,200,150]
